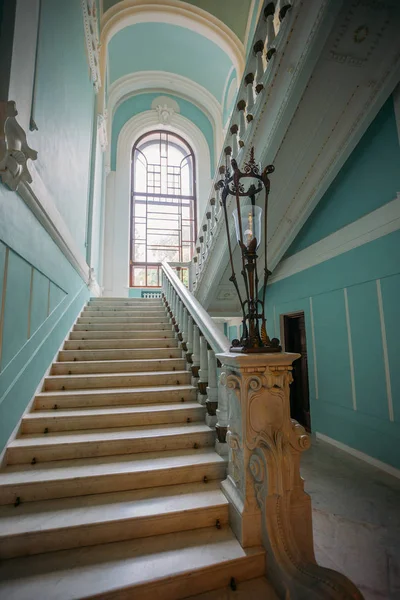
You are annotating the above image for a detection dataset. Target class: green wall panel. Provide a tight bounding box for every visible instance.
[1,252,31,370]
[30,270,50,337]
[49,282,66,314]
[347,281,388,421]
[380,273,400,423]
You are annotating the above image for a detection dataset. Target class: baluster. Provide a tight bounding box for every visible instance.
[244,73,255,116]
[193,256,198,286]
[198,334,208,406]
[176,298,183,340]
[186,315,194,364]
[181,306,188,352]
[265,2,276,60]
[205,349,218,427]
[237,100,247,142]
[196,244,201,272]
[215,367,228,454]
[206,210,212,251]
[191,324,200,386]
[171,291,177,326]
[277,0,291,21]
[202,225,207,260]
[210,198,216,234]
[254,39,265,94]
[230,124,239,159]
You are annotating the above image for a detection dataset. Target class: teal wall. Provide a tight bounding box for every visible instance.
[266,97,400,469]
[33,0,95,256]
[222,69,238,127]
[286,97,400,257]
[108,23,233,103]
[111,93,215,174]
[0,0,98,453]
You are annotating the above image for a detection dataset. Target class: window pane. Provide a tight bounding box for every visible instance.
[133,267,145,287]
[147,267,159,287]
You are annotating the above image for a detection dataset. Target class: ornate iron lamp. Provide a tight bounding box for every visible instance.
[220,147,281,353]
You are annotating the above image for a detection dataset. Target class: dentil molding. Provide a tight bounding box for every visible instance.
[81,0,101,92]
[0,101,38,191]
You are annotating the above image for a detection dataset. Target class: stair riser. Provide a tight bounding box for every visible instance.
[51,359,185,375]
[0,462,226,505]
[89,299,162,304]
[0,505,229,559]
[22,406,206,433]
[7,430,215,464]
[83,309,167,316]
[70,331,175,340]
[57,349,182,361]
[74,323,172,332]
[35,388,197,410]
[96,552,265,600]
[78,317,170,324]
[64,339,178,350]
[44,372,191,391]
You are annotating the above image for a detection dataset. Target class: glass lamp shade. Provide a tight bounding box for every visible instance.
[232,205,263,249]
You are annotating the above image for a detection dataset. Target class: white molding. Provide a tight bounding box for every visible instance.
[107,71,223,162]
[376,279,394,422]
[103,110,212,297]
[244,0,264,51]
[97,111,108,152]
[100,0,245,94]
[343,288,357,411]
[270,194,400,283]
[316,432,400,481]
[81,0,101,92]
[309,296,318,400]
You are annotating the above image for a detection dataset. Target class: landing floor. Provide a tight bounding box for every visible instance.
[302,438,400,600]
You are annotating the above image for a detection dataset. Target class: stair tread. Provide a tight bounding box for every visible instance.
[25,402,203,419]
[0,448,225,486]
[37,383,196,397]
[10,422,212,447]
[46,369,189,380]
[0,481,227,537]
[184,577,278,599]
[53,358,183,368]
[0,527,263,600]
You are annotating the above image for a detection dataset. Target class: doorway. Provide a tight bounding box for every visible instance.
[282,312,311,432]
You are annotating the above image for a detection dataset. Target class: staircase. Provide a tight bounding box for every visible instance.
[0,298,275,600]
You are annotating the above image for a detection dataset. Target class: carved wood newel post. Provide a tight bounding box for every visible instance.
[216,351,363,600]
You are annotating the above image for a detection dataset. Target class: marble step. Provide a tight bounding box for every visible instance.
[57,347,182,362]
[35,384,197,409]
[70,329,175,340]
[44,370,191,391]
[0,481,228,559]
[0,526,265,600]
[78,315,170,324]
[74,322,172,332]
[82,309,168,317]
[0,448,226,504]
[22,402,206,433]
[64,338,178,350]
[184,577,278,599]
[51,357,185,375]
[7,422,215,464]
[89,298,162,303]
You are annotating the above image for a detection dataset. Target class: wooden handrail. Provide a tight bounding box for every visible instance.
[161,260,230,354]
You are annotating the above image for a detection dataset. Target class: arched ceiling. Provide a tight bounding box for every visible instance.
[107,22,233,103]
[102,0,253,42]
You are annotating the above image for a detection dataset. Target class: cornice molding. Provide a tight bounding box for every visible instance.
[81,0,101,92]
[269,193,400,284]
[107,70,224,160]
[100,0,245,97]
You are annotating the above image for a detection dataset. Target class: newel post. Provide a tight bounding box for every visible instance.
[216,351,363,599]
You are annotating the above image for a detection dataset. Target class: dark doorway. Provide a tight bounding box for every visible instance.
[283,312,311,432]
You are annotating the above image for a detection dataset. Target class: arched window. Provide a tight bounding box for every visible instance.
[130,131,196,287]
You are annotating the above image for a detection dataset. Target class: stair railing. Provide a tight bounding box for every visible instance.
[161,260,230,449]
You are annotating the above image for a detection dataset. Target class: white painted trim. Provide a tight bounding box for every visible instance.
[376,279,394,422]
[309,297,318,400]
[81,0,101,92]
[343,288,357,411]
[244,0,264,52]
[393,82,400,145]
[106,71,223,164]
[270,194,400,283]
[102,110,212,297]
[316,432,400,481]
[100,0,245,96]
[17,164,100,292]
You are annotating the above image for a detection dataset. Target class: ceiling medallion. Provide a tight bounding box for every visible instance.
[354,25,369,43]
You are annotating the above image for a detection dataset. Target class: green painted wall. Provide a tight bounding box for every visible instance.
[103,0,252,41]
[33,0,95,256]
[222,69,238,127]
[111,93,215,174]
[0,0,98,453]
[266,97,400,469]
[108,23,233,103]
[286,98,400,257]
